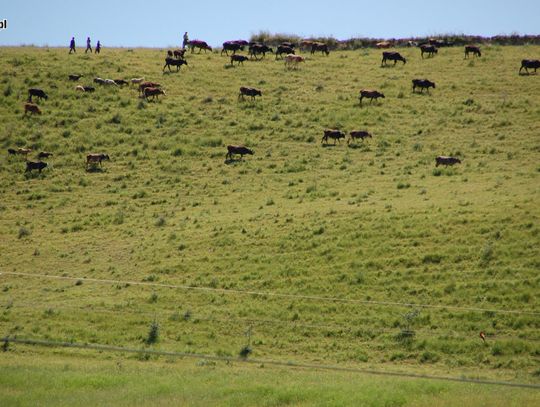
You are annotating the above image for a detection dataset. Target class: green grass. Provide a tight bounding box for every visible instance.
[0,44,539,403]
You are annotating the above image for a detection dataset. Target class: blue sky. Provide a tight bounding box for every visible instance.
[1,0,539,47]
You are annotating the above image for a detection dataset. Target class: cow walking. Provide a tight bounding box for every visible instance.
[226,145,254,160]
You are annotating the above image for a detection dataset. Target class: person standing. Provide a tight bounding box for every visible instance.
[69,37,76,54]
[182,32,189,49]
[95,40,101,54]
[85,37,92,53]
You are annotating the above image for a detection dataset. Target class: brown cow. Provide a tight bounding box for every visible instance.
[86,153,110,169]
[138,82,161,95]
[226,145,254,160]
[359,89,385,105]
[238,86,262,101]
[348,130,372,144]
[24,103,41,116]
[143,87,166,100]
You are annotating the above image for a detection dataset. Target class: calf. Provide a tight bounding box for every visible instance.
[226,145,254,160]
[114,79,129,86]
[321,129,345,145]
[138,82,161,95]
[86,153,110,169]
[520,59,540,74]
[464,45,481,58]
[37,151,53,159]
[276,45,295,59]
[348,130,372,144]
[24,103,42,116]
[173,49,186,59]
[28,88,48,102]
[143,87,166,100]
[238,86,262,100]
[359,89,385,105]
[163,57,188,72]
[230,54,249,66]
[412,79,436,93]
[25,161,47,173]
[435,156,461,167]
[381,52,406,66]
[284,54,305,69]
[68,74,83,81]
[420,45,438,58]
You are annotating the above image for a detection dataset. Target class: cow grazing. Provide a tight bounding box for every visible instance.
[68,74,83,81]
[25,161,47,173]
[131,77,145,85]
[188,40,212,53]
[24,103,42,116]
[276,45,295,59]
[412,79,436,93]
[86,153,110,169]
[230,54,249,66]
[222,41,244,55]
[348,130,372,144]
[94,77,106,85]
[173,49,186,59]
[464,45,481,58]
[28,88,48,102]
[37,151,53,159]
[519,59,540,74]
[321,129,345,145]
[249,44,273,60]
[163,57,188,72]
[138,82,161,95]
[226,145,254,160]
[359,89,385,105]
[75,85,86,92]
[311,42,329,56]
[83,86,95,92]
[284,54,305,69]
[435,156,461,167]
[143,87,165,100]
[420,44,438,58]
[114,79,129,86]
[381,52,406,66]
[238,86,262,101]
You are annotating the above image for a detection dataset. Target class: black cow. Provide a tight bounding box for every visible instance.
[420,45,438,58]
[68,74,83,81]
[348,130,372,144]
[163,57,188,72]
[435,156,461,167]
[412,79,436,93]
[37,151,53,159]
[226,145,254,160]
[222,41,244,55]
[321,129,345,145]
[8,148,17,155]
[464,45,481,58]
[28,88,48,102]
[519,59,540,74]
[276,45,295,59]
[231,55,249,66]
[83,86,95,92]
[381,51,406,66]
[359,89,385,105]
[238,86,262,100]
[25,161,47,173]
[249,44,273,60]
[311,42,329,55]
[114,79,129,86]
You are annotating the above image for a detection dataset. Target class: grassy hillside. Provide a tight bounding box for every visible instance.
[0,44,539,403]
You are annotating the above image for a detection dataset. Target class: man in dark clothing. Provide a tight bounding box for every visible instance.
[85,37,92,53]
[69,37,76,54]
[182,32,189,49]
[95,41,101,54]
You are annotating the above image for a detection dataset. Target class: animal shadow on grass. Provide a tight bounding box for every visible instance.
[321,143,338,148]
[86,166,105,173]
[347,143,371,151]
[24,171,46,180]
[224,158,247,165]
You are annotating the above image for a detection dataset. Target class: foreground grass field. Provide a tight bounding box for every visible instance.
[0,44,539,403]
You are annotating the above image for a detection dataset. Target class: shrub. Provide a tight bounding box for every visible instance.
[145,320,159,344]
[239,345,252,359]
[17,227,30,239]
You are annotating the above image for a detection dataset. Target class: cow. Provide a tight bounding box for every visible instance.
[103,79,118,86]
[281,42,296,48]
[14,147,32,157]
[230,54,249,66]
[284,54,305,69]
[249,44,273,60]
[420,44,438,58]
[163,57,188,72]
[68,74,83,81]
[221,41,244,55]
[275,45,295,59]
[28,88,48,102]
[131,77,145,85]
[94,77,106,85]
[143,87,166,100]
[86,153,110,169]
[359,89,385,105]
[83,86,95,92]
[381,52,406,66]
[321,129,345,145]
[173,49,186,59]
[376,41,392,49]
[24,103,42,116]
[348,130,372,144]
[519,59,540,74]
[187,40,212,53]
[311,42,329,56]
[412,79,436,93]
[435,156,461,167]
[37,151,53,159]
[299,40,314,51]
[8,148,17,155]
[226,145,254,160]
[75,85,86,92]
[114,79,129,86]
[238,86,262,101]
[138,82,161,95]
[25,161,47,173]
[464,45,481,58]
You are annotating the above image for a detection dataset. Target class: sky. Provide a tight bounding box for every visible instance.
[1,0,539,48]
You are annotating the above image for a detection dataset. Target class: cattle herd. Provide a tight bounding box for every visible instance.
[7,38,540,175]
